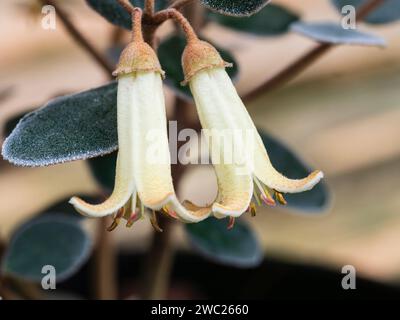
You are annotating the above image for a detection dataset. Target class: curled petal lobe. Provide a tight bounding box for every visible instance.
[69,76,136,217]
[202,68,324,194]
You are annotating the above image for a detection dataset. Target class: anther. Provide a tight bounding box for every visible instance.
[150,210,163,232]
[107,207,125,232]
[126,211,138,228]
[249,202,257,217]
[274,190,287,205]
[261,193,276,206]
[162,206,179,220]
[227,217,235,230]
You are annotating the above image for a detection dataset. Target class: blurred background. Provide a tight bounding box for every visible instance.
[0,0,400,299]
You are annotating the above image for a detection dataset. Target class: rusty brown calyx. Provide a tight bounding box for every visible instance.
[181,40,232,85]
[113,41,165,78]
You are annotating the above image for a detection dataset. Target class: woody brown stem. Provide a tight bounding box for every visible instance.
[116,0,136,15]
[92,217,118,299]
[144,0,155,16]
[243,0,387,101]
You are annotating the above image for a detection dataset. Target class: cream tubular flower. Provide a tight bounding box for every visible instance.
[182,40,324,215]
[70,9,211,230]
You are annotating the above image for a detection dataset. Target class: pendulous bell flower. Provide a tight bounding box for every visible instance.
[181,39,324,218]
[70,11,212,230]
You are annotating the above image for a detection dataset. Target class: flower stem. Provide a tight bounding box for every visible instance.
[140,216,176,299]
[153,8,198,42]
[243,0,387,101]
[131,8,144,42]
[144,0,155,16]
[39,0,114,77]
[116,0,136,15]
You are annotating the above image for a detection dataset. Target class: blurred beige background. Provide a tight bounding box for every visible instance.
[1,0,400,283]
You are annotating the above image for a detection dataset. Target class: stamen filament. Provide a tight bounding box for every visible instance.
[249,202,257,217]
[107,207,125,232]
[150,210,163,232]
[254,176,275,206]
[126,211,138,227]
[227,217,235,230]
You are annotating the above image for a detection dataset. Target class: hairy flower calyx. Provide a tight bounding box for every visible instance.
[181,40,232,85]
[113,41,165,78]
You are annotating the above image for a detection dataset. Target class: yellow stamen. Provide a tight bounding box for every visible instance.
[261,193,276,206]
[150,210,163,232]
[107,207,125,232]
[249,202,257,217]
[126,210,138,227]
[254,176,276,206]
[252,185,262,206]
[274,190,287,205]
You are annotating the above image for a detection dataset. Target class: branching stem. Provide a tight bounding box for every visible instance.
[39,0,114,77]
[243,0,387,100]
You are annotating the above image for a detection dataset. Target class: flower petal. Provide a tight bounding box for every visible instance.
[69,76,135,217]
[169,197,212,222]
[210,68,324,193]
[190,69,254,217]
[128,72,212,222]
[125,72,176,208]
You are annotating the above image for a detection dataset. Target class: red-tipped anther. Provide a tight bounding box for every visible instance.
[126,211,138,228]
[261,193,276,207]
[167,209,179,220]
[107,207,125,232]
[227,217,235,230]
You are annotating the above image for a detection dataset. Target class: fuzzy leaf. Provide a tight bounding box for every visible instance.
[332,0,400,24]
[208,4,299,35]
[86,0,168,29]
[185,218,263,268]
[201,0,270,17]
[158,35,239,101]
[291,22,386,47]
[2,215,92,282]
[2,82,118,167]
[259,129,330,213]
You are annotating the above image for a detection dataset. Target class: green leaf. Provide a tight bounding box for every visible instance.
[201,0,270,17]
[259,129,330,213]
[185,217,263,268]
[158,35,239,101]
[3,110,34,138]
[2,215,92,282]
[332,0,400,24]
[2,82,118,167]
[291,22,386,47]
[88,152,117,191]
[208,4,299,36]
[86,0,168,30]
